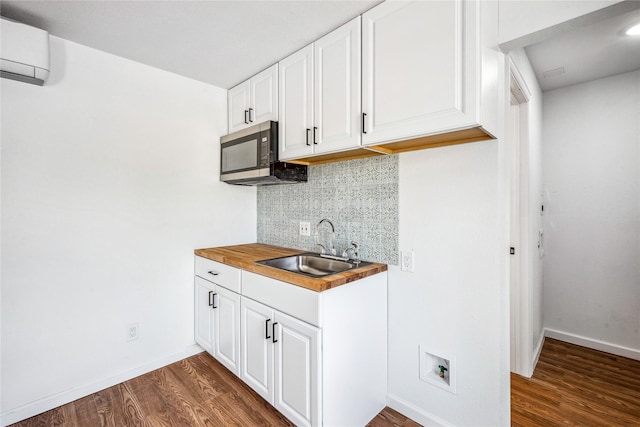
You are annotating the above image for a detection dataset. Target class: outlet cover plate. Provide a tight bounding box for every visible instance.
[401,250,414,272]
[127,323,139,342]
[299,221,311,236]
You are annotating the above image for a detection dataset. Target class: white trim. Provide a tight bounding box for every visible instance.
[0,345,205,427]
[545,329,640,362]
[387,393,455,427]
[531,334,545,373]
[508,57,531,103]
[508,58,535,379]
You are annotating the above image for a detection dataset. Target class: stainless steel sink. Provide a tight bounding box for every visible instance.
[257,253,369,277]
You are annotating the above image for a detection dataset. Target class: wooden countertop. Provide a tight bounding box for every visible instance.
[194,243,387,292]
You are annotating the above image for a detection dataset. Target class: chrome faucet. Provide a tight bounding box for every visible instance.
[342,241,361,264]
[315,218,336,256]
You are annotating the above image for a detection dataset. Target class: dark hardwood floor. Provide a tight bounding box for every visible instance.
[10,352,416,427]
[12,338,640,426]
[511,338,640,426]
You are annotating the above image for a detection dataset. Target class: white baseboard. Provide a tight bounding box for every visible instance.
[0,344,205,427]
[545,328,640,361]
[387,393,454,427]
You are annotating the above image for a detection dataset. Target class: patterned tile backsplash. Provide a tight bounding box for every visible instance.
[257,155,399,265]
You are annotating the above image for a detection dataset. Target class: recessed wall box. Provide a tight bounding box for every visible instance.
[419,345,456,394]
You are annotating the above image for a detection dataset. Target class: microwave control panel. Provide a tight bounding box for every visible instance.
[260,135,270,168]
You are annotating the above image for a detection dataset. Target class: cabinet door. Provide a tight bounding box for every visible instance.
[213,285,241,376]
[194,277,214,354]
[362,0,478,145]
[274,311,321,427]
[251,64,278,125]
[228,79,251,133]
[240,297,275,404]
[278,44,314,160]
[314,16,361,154]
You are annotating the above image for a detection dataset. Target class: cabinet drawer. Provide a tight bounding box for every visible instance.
[195,256,241,293]
[242,271,320,327]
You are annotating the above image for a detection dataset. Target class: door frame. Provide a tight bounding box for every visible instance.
[509,58,533,377]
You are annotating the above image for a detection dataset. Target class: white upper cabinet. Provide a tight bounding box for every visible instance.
[279,17,361,161]
[313,16,361,155]
[228,80,251,133]
[251,65,279,125]
[230,0,498,163]
[228,64,278,133]
[361,0,495,146]
[278,44,315,160]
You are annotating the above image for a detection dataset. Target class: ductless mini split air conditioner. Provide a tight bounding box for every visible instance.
[0,17,50,86]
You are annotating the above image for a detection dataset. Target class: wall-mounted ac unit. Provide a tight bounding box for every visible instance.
[1,17,50,86]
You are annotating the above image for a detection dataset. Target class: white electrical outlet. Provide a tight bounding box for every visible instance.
[401,250,414,272]
[299,221,311,236]
[126,323,139,342]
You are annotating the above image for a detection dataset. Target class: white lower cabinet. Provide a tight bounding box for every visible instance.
[194,275,241,375]
[195,255,386,426]
[241,296,321,427]
[213,285,241,373]
[195,277,216,353]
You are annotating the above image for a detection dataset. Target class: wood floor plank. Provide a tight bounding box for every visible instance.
[10,339,640,427]
[165,358,224,403]
[93,382,147,427]
[367,407,422,427]
[63,395,101,426]
[144,367,209,426]
[127,371,199,427]
[511,338,640,427]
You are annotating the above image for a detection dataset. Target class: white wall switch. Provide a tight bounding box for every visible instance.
[299,221,311,236]
[401,250,414,272]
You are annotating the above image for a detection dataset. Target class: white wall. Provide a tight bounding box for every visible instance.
[509,49,545,377]
[387,140,507,426]
[542,70,640,360]
[1,37,256,424]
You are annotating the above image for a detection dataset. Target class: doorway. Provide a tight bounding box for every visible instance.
[509,62,534,377]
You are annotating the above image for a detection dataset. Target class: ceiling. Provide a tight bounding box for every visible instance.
[0,0,380,89]
[1,1,638,92]
[525,5,640,92]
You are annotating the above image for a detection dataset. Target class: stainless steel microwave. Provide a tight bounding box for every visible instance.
[220,121,307,185]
